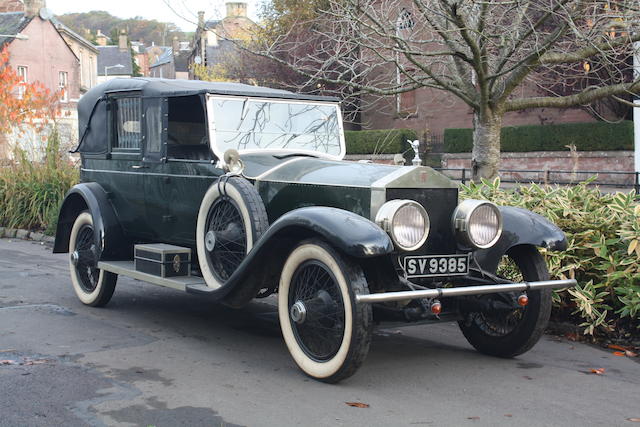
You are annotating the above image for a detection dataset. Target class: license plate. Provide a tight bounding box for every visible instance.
[402,254,469,278]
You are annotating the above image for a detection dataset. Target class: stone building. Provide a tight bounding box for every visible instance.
[53,18,98,93]
[188,1,255,79]
[96,30,133,83]
[149,37,190,80]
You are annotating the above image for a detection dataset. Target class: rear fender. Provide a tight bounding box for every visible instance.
[53,183,130,260]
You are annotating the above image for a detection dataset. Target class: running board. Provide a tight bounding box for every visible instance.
[98,261,206,292]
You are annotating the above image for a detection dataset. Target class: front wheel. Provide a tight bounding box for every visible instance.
[278,239,373,383]
[68,212,117,307]
[459,245,552,357]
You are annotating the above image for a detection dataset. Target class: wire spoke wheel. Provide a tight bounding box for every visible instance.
[289,260,346,361]
[278,239,373,383]
[74,224,100,293]
[68,212,117,307]
[205,197,247,282]
[474,255,525,337]
[458,245,552,358]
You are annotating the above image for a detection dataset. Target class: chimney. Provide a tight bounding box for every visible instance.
[96,29,108,46]
[198,11,205,29]
[225,2,247,18]
[172,36,179,54]
[119,29,128,52]
[0,0,25,13]
[24,0,45,18]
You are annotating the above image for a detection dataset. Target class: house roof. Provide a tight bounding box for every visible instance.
[96,46,133,76]
[206,39,235,66]
[51,17,97,53]
[174,51,189,72]
[0,11,30,46]
[149,47,173,68]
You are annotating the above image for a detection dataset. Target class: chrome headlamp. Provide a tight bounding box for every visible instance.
[452,200,502,249]
[375,200,429,251]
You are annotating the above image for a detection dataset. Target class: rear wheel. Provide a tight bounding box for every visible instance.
[458,245,552,357]
[278,239,373,383]
[68,212,117,307]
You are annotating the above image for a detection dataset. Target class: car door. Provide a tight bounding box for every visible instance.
[106,94,152,239]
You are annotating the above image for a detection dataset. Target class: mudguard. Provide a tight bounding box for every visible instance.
[53,182,130,260]
[474,206,568,273]
[187,206,393,300]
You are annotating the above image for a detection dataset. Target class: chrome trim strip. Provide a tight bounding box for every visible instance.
[81,168,219,180]
[369,166,418,220]
[355,279,577,304]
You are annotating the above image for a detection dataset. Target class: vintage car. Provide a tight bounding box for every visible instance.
[54,78,576,383]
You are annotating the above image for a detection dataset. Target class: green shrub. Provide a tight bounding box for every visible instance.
[345,129,418,156]
[445,121,634,153]
[0,128,79,234]
[461,178,640,337]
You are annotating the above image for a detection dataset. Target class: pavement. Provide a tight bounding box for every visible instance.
[0,237,639,427]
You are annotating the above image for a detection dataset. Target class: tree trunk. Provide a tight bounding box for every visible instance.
[471,109,503,181]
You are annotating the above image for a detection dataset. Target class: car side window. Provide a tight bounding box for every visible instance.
[166,95,213,161]
[113,97,142,151]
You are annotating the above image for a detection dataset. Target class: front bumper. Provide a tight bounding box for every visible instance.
[356,279,577,304]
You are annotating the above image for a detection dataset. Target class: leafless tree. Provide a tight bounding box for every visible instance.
[247,0,640,179]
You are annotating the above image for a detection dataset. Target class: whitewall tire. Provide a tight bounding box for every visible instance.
[68,212,117,307]
[196,177,268,289]
[278,239,373,383]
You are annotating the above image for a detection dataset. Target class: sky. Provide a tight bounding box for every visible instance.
[46,0,261,31]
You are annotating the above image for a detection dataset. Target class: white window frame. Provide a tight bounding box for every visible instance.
[17,66,27,99]
[59,71,69,102]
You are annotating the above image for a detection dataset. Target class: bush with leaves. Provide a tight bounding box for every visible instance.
[0,128,78,234]
[460,178,640,337]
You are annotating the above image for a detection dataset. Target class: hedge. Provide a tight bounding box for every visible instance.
[345,129,418,155]
[444,121,634,153]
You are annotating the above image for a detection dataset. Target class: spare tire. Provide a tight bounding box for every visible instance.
[196,176,268,289]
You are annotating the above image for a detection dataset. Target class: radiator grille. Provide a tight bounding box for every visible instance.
[385,188,458,255]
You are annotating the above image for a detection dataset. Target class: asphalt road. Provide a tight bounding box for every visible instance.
[1,238,638,427]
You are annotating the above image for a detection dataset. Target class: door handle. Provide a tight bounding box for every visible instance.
[131,165,148,169]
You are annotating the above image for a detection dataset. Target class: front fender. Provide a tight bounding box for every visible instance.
[53,183,130,260]
[188,206,393,302]
[474,206,567,273]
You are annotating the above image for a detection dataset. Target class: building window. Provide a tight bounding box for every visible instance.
[59,71,68,102]
[113,97,142,150]
[17,66,27,99]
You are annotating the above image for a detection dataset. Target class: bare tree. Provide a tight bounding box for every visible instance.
[249,0,640,179]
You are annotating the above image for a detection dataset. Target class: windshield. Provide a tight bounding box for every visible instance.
[207,95,345,159]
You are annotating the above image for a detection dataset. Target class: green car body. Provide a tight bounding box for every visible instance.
[53,78,576,382]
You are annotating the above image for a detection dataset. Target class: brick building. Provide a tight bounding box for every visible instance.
[0,0,83,159]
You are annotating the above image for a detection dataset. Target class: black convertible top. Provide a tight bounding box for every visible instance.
[76,78,339,154]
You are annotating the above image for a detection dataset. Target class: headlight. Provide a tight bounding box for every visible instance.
[452,200,502,249]
[375,200,429,251]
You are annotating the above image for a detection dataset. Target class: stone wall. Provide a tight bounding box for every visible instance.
[441,151,636,186]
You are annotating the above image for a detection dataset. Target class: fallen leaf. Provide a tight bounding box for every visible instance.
[625,350,638,357]
[522,375,533,380]
[0,349,16,353]
[590,368,605,375]
[565,333,577,341]
[627,418,640,422]
[608,344,628,351]
[467,416,480,420]
[0,360,16,365]
[613,351,626,357]
[345,402,369,408]
[504,414,513,418]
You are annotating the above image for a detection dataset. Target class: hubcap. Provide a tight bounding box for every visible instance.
[205,230,217,252]
[70,251,79,266]
[290,300,307,324]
